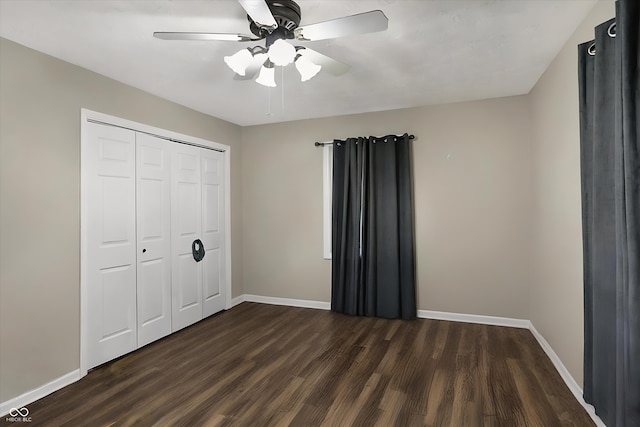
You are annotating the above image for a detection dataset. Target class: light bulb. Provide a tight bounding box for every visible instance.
[268,39,296,66]
[295,55,322,82]
[224,49,253,76]
[256,65,276,87]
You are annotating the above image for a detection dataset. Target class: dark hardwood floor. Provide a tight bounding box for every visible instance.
[4,303,594,426]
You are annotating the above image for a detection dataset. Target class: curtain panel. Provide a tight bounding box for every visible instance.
[578,1,639,425]
[331,134,416,320]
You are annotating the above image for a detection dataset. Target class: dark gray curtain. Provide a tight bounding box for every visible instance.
[578,1,639,426]
[331,134,416,320]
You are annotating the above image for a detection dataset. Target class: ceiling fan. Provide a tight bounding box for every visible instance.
[154,0,388,86]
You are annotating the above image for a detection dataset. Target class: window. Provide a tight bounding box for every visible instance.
[322,144,332,259]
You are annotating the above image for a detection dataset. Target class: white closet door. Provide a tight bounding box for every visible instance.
[86,123,137,369]
[201,150,226,317]
[171,143,203,331]
[136,133,172,347]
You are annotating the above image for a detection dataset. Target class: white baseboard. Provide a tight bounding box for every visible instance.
[230,294,245,308]
[417,309,530,329]
[528,323,606,427]
[0,370,80,417]
[239,296,527,329]
[243,294,331,310]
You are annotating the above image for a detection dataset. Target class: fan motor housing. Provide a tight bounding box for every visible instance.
[248,0,301,39]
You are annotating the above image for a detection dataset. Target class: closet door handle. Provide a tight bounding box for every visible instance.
[192,239,205,262]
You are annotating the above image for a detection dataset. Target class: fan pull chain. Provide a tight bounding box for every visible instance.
[281,66,285,114]
[266,85,272,116]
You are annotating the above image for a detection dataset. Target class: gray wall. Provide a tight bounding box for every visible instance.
[0,38,243,402]
[242,96,533,318]
[529,0,615,387]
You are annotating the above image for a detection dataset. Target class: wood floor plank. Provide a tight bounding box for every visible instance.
[3,303,595,427]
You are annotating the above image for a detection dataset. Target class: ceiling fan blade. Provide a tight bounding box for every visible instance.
[154,32,259,42]
[298,48,350,76]
[234,53,268,80]
[295,10,388,41]
[237,0,277,29]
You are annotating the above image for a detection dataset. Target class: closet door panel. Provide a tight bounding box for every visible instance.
[171,144,203,331]
[100,266,137,335]
[203,248,221,307]
[201,150,226,316]
[86,123,137,369]
[136,133,172,347]
[178,254,199,304]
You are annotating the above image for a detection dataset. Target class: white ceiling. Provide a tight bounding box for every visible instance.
[0,0,596,126]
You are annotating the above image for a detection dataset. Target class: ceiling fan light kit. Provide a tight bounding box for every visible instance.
[223,48,254,76]
[295,54,322,82]
[256,62,277,87]
[267,39,297,66]
[154,0,388,87]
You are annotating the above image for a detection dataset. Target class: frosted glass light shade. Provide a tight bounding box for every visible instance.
[224,49,253,76]
[295,55,322,82]
[268,39,296,66]
[256,65,276,87]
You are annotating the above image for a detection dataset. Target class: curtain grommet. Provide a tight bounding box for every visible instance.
[588,43,596,56]
[608,22,616,38]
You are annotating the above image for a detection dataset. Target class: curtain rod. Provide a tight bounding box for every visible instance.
[315,134,415,147]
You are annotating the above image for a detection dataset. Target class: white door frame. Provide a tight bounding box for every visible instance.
[80,108,232,377]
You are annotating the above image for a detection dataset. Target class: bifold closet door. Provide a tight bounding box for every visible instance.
[171,143,204,331]
[85,121,228,367]
[136,133,172,347]
[86,123,137,368]
[170,145,226,330]
[201,149,226,317]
